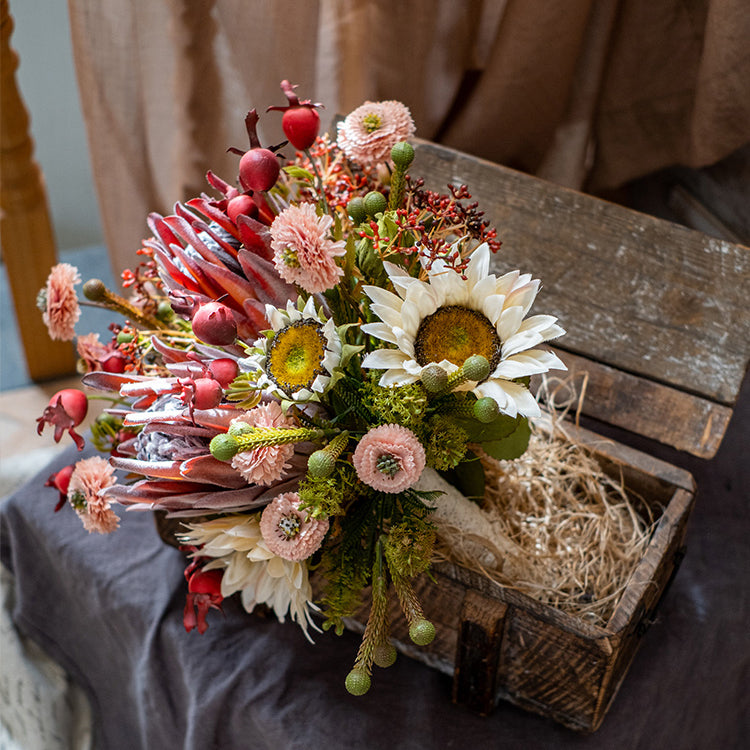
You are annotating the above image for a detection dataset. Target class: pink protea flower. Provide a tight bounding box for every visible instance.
[67,456,119,534]
[337,100,415,168]
[40,262,81,340]
[269,203,345,294]
[352,424,426,494]
[259,491,329,561]
[230,401,296,486]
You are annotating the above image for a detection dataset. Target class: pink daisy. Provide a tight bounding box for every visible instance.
[336,100,415,168]
[269,203,346,294]
[259,491,329,561]
[40,263,81,340]
[67,456,119,534]
[352,424,426,494]
[230,401,296,486]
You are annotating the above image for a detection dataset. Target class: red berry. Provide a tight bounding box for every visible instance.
[100,350,127,373]
[49,389,88,427]
[208,358,239,387]
[48,464,75,495]
[191,302,237,346]
[188,568,224,597]
[227,194,258,224]
[282,107,320,150]
[238,148,280,192]
[191,378,224,410]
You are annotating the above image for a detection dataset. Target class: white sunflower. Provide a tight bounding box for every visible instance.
[180,514,320,641]
[240,296,342,402]
[360,243,566,418]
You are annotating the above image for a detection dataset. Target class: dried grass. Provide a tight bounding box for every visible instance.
[433,376,658,626]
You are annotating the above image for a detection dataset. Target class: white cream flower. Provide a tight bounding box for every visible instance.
[180,514,320,640]
[360,243,566,418]
[240,296,342,402]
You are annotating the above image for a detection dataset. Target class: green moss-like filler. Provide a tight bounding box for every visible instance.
[362,380,429,432]
[298,463,356,519]
[423,415,468,470]
[383,520,435,578]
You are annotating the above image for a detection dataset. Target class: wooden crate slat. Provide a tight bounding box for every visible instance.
[412,140,750,409]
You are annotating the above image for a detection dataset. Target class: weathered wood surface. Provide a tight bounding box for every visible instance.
[0,0,77,381]
[412,139,750,457]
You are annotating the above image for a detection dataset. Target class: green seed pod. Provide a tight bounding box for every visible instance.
[347,196,366,225]
[420,364,448,394]
[473,396,499,423]
[228,422,253,437]
[116,331,134,345]
[363,190,387,218]
[82,279,107,302]
[345,669,371,696]
[209,433,240,462]
[156,300,174,321]
[373,643,397,668]
[390,141,415,169]
[462,355,491,383]
[409,619,436,646]
[307,449,336,478]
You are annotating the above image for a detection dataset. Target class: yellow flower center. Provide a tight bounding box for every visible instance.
[413,306,501,370]
[267,320,328,394]
[362,113,383,133]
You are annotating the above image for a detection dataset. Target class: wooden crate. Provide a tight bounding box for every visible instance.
[346,424,695,731]
[341,141,747,729]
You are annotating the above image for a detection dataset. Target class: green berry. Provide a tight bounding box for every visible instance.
[209,433,239,462]
[420,364,448,394]
[390,141,415,169]
[473,396,499,423]
[373,643,397,668]
[409,619,436,646]
[307,449,336,478]
[156,300,174,321]
[363,190,387,218]
[116,331,134,345]
[347,197,366,225]
[228,422,253,437]
[462,355,491,383]
[345,669,371,696]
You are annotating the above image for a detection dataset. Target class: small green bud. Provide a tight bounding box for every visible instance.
[307,449,336,478]
[209,433,240,462]
[345,669,371,696]
[473,396,499,423]
[390,141,415,169]
[363,190,387,218]
[116,331,134,345]
[156,300,174,321]
[83,279,107,302]
[420,364,448,394]
[347,197,366,225]
[462,355,491,383]
[409,619,436,646]
[373,643,397,668]
[228,422,253,437]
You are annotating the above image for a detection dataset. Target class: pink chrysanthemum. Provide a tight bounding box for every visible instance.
[336,100,415,168]
[67,456,119,534]
[76,332,108,370]
[259,492,329,561]
[230,401,296,486]
[270,203,345,294]
[41,263,81,340]
[352,424,426,494]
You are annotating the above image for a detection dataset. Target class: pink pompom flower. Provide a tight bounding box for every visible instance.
[39,263,81,340]
[352,424,426,494]
[259,492,329,561]
[336,100,415,168]
[269,203,346,294]
[67,456,119,534]
[230,401,296,486]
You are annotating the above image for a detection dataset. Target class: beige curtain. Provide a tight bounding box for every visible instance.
[67,0,750,275]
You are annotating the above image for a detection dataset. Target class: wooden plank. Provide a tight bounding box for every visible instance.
[544,349,733,458]
[412,140,750,407]
[0,0,77,381]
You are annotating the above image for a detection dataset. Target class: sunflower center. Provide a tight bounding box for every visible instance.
[362,113,383,133]
[413,306,501,370]
[266,320,327,394]
[278,513,301,539]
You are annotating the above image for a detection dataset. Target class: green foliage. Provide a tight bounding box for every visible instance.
[482,416,531,460]
[439,449,486,502]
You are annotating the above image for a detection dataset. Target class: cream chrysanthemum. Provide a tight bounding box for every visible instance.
[336,100,415,167]
[360,243,566,418]
[179,514,320,640]
[241,297,342,402]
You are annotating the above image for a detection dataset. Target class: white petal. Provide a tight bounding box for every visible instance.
[497,305,525,341]
[399,300,422,337]
[505,280,540,316]
[370,303,404,330]
[493,350,564,378]
[495,270,520,296]
[361,322,399,344]
[379,369,418,386]
[466,243,490,285]
[363,285,403,312]
[302,295,318,319]
[481,293,506,326]
[469,275,497,310]
[361,348,411,369]
[392,327,416,357]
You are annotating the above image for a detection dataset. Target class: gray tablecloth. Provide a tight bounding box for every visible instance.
[2,376,748,750]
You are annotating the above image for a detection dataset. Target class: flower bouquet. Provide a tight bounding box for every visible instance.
[35,82,654,699]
